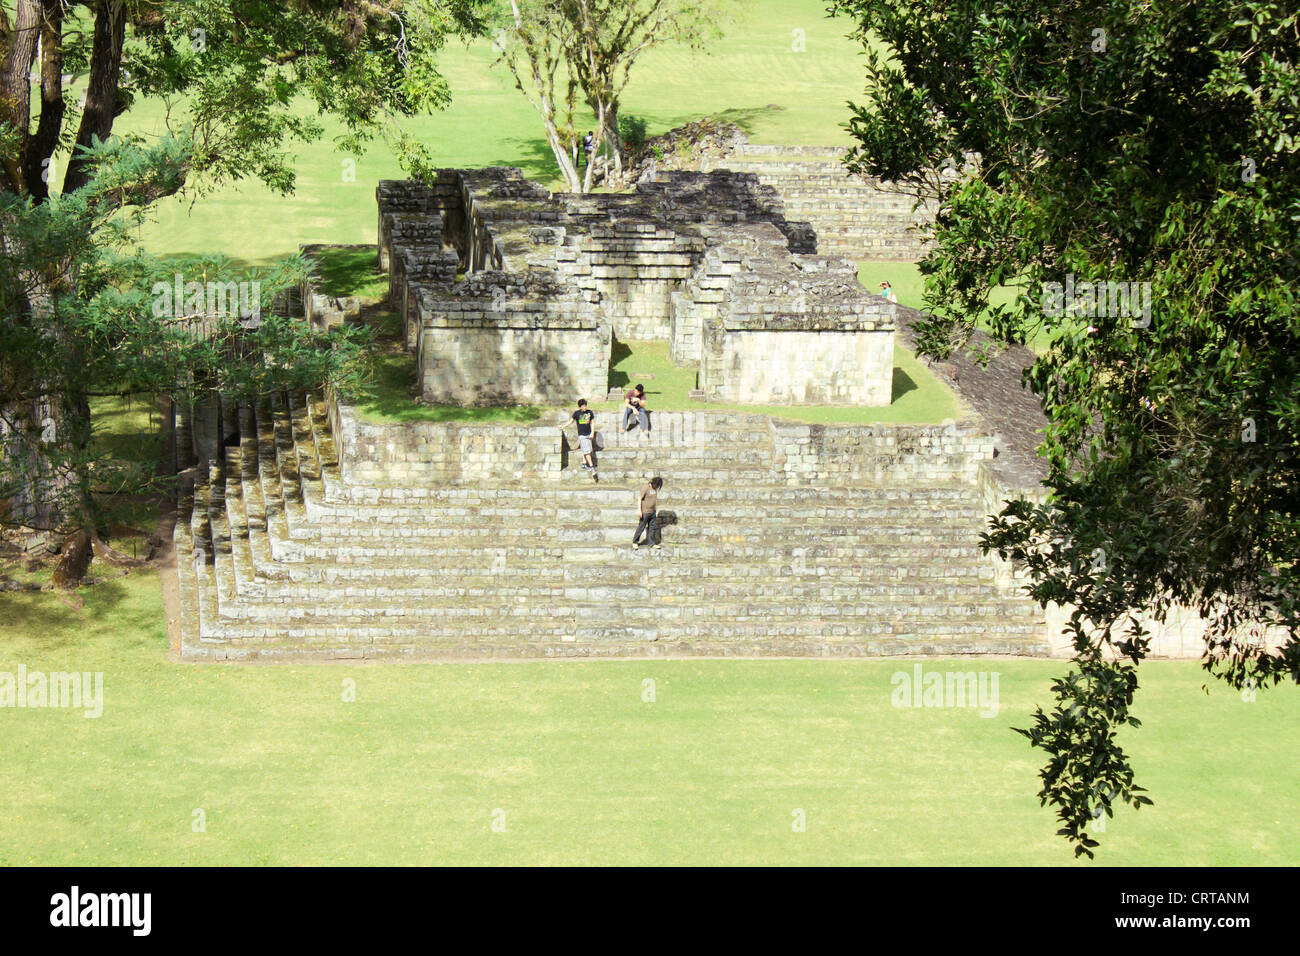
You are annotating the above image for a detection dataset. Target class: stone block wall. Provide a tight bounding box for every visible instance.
[330,400,563,486]
[697,251,896,407]
[331,393,995,490]
[705,328,894,406]
[770,419,994,485]
[377,167,897,413]
[418,323,609,407]
[569,221,704,340]
[414,273,609,406]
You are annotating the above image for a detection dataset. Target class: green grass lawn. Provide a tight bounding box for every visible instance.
[351,334,961,426]
[307,246,390,300]
[592,338,961,424]
[100,0,872,264]
[0,568,1296,866]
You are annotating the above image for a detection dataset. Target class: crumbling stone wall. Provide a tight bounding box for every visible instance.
[330,399,563,485]
[376,166,896,409]
[330,390,993,489]
[692,228,895,406]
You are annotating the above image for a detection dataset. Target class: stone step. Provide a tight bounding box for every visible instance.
[208,596,1042,627]
[205,474,983,559]
[234,578,1033,604]
[184,634,1042,661]
[287,537,994,561]
[220,516,1003,591]
[302,525,988,547]
[187,611,1045,643]
[315,480,989,507]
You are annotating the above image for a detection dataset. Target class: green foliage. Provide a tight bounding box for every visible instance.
[619,113,649,152]
[0,1,486,543]
[118,0,491,194]
[834,0,1300,854]
[0,137,370,532]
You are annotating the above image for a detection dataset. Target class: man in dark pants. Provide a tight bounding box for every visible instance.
[632,476,664,550]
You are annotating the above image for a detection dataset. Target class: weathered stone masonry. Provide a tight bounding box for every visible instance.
[376,167,895,407]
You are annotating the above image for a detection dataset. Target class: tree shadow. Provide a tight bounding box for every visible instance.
[709,105,789,137]
[486,135,568,185]
[306,246,387,298]
[0,577,133,651]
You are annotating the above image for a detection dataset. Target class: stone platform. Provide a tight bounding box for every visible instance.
[171,391,1050,661]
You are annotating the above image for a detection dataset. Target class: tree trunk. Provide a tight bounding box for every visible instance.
[52,528,92,589]
[0,0,41,194]
[23,0,65,202]
[62,0,126,195]
[605,103,624,176]
[544,113,583,192]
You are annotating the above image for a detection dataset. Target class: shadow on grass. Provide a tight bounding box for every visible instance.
[486,135,567,185]
[891,366,919,403]
[359,304,402,341]
[710,105,788,137]
[609,338,633,389]
[0,577,133,651]
[309,246,387,299]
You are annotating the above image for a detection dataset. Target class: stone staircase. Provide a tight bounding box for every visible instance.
[697,147,931,261]
[173,391,1048,660]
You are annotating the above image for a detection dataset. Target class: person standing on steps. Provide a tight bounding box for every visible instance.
[560,399,597,473]
[632,476,664,550]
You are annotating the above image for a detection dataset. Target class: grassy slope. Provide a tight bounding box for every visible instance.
[0,569,1296,866]
[124,0,866,262]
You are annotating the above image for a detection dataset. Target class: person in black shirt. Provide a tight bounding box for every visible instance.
[560,399,597,471]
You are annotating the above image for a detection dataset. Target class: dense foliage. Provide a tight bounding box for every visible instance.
[832,0,1300,855]
[0,0,487,569]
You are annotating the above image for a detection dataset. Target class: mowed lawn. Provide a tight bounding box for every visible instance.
[118,0,871,262]
[0,570,1296,866]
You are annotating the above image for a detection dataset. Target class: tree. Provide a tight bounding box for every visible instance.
[832,0,1299,856]
[499,0,584,192]
[499,0,731,192]
[0,0,489,582]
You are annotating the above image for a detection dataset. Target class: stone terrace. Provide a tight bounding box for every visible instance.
[696,143,933,261]
[172,390,1050,660]
[378,167,895,408]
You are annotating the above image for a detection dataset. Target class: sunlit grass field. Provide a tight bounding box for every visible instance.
[1,569,1297,866]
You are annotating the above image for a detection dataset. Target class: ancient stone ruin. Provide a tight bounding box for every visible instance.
[378,167,895,407]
